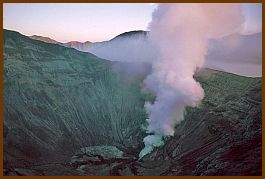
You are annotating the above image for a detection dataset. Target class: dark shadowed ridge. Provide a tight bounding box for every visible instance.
[110,30,148,41]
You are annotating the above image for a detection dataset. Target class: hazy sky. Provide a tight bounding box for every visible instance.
[3,3,262,42]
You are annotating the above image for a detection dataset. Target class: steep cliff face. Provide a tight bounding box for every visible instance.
[65,69,261,176]
[135,69,262,176]
[4,30,148,170]
[4,30,261,176]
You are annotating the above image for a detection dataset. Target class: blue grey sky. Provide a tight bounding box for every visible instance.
[3,3,262,42]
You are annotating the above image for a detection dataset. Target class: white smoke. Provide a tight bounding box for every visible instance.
[139,3,244,158]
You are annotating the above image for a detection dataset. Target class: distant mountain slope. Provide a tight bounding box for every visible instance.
[29,35,60,44]
[29,35,92,51]
[204,32,262,77]
[28,30,152,62]
[72,30,262,77]
[85,30,154,62]
[28,31,262,77]
[209,32,262,64]
[63,41,92,51]
[85,31,263,77]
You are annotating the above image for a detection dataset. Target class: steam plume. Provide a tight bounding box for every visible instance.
[139,3,244,158]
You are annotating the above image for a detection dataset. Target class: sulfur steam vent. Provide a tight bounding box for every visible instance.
[139,3,244,158]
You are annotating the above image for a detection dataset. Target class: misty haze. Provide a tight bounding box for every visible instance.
[3,3,262,176]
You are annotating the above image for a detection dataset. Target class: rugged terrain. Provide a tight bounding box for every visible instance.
[4,29,262,176]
